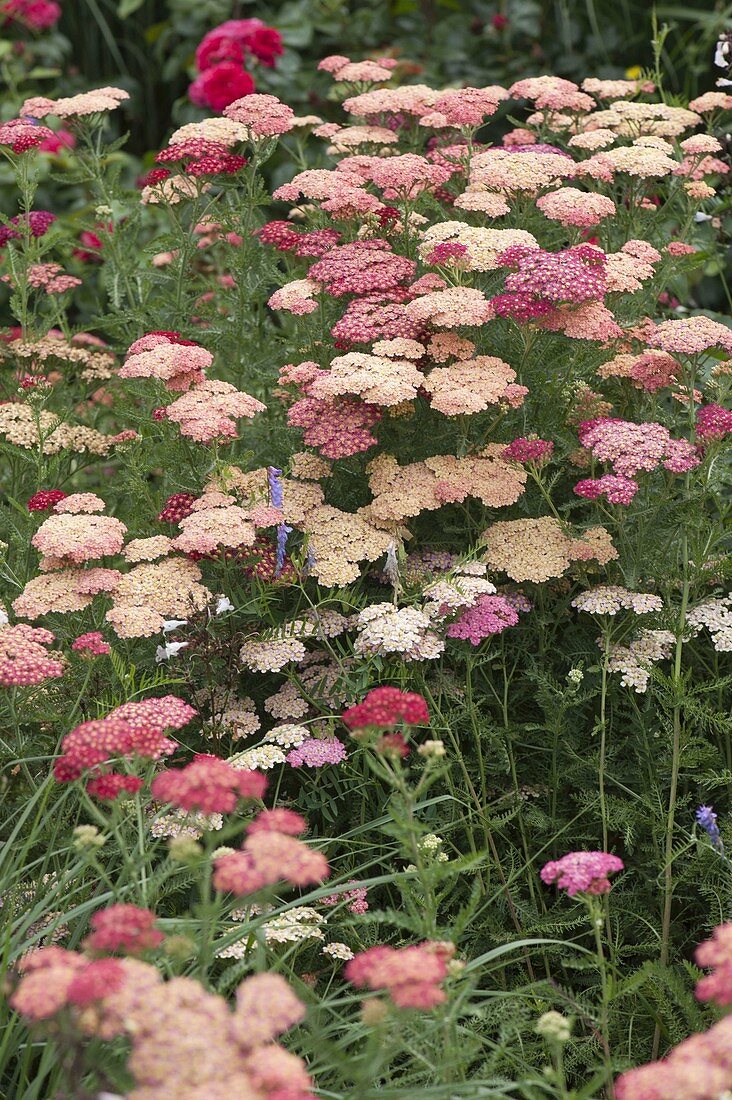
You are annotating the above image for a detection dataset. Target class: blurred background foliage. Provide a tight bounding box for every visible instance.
[35,0,732,153]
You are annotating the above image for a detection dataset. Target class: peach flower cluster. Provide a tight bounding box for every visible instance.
[164,379,265,442]
[481,517,617,583]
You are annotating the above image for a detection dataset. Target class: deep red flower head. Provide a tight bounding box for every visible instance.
[342,687,430,731]
[157,492,196,524]
[38,128,75,154]
[86,773,142,801]
[189,62,255,113]
[27,489,66,512]
[0,210,56,247]
[137,167,171,188]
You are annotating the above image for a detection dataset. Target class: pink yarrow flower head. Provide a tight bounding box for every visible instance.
[86,773,143,801]
[2,0,61,30]
[155,138,246,177]
[213,820,329,895]
[322,881,369,914]
[426,85,508,128]
[120,332,212,392]
[345,941,455,1009]
[331,295,425,345]
[342,687,430,731]
[446,594,520,645]
[71,631,111,656]
[497,243,607,305]
[20,87,129,120]
[307,240,416,298]
[83,903,164,956]
[509,75,594,112]
[695,923,732,1006]
[287,394,381,459]
[66,958,125,1006]
[614,1018,732,1099]
[30,511,126,566]
[6,262,81,295]
[0,210,56,246]
[541,851,624,897]
[574,474,640,505]
[0,118,56,154]
[0,624,64,687]
[9,949,122,1023]
[223,93,295,137]
[247,808,307,836]
[647,316,732,356]
[53,695,196,782]
[151,754,267,813]
[286,737,348,768]
[696,403,732,442]
[578,417,700,477]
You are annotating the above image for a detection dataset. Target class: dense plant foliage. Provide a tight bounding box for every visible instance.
[1,7,732,1100]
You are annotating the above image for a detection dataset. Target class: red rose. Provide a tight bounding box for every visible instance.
[188,62,255,112]
[195,19,283,72]
[2,0,61,31]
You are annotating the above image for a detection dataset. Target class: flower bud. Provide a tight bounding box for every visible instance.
[536,1011,573,1044]
[72,824,106,851]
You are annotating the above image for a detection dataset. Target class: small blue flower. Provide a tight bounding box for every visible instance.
[696,805,724,853]
[267,466,290,576]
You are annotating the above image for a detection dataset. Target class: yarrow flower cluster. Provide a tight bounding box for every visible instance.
[83,904,164,956]
[151,754,267,813]
[342,687,430,731]
[541,851,624,896]
[0,623,64,686]
[446,594,520,644]
[605,629,675,692]
[345,940,456,1009]
[571,586,663,616]
[53,695,196,782]
[213,810,329,894]
[9,943,312,1096]
[577,418,699,477]
[574,474,639,504]
[286,737,348,768]
[687,597,732,652]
